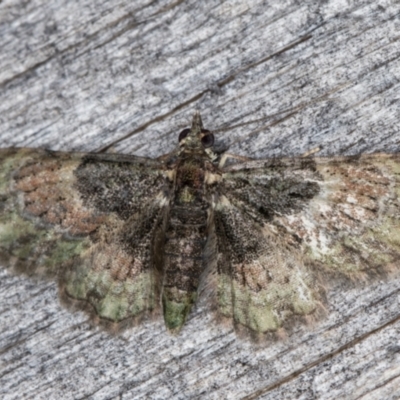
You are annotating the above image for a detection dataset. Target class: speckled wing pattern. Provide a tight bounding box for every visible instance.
[214,155,400,333]
[1,112,400,336]
[0,149,169,329]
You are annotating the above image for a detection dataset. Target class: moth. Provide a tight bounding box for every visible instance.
[1,112,400,336]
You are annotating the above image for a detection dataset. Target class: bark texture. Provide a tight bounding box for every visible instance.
[1,0,400,399]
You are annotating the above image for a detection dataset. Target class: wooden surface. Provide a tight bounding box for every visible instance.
[1,0,400,399]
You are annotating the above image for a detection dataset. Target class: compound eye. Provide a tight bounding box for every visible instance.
[179,128,190,142]
[201,130,214,148]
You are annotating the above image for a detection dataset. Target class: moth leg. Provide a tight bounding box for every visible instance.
[156,149,178,162]
[218,153,253,168]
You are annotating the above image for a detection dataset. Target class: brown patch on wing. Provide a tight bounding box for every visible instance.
[13,155,107,235]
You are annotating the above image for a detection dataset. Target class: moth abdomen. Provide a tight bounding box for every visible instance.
[162,204,208,332]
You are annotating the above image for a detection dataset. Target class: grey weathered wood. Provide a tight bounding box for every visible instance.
[1,0,400,399]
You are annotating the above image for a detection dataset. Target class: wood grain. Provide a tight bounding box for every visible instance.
[1,0,400,399]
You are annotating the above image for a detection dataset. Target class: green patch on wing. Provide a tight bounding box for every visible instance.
[44,240,89,271]
[64,268,157,322]
[307,215,400,276]
[0,209,88,276]
[0,149,24,194]
[218,273,316,333]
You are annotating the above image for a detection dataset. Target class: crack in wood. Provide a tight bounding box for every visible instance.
[241,314,400,399]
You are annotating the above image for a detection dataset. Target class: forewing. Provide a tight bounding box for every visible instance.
[222,157,321,220]
[217,154,400,334]
[0,148,169,328]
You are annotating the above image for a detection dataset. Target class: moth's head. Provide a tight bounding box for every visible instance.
[178,111,215,157]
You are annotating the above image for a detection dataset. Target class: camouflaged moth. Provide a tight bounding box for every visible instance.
[1,112,400,335]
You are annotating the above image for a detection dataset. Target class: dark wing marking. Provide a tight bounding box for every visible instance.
[222,157,320,220]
